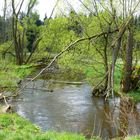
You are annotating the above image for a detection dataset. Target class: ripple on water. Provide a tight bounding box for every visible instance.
[12,80,140,139]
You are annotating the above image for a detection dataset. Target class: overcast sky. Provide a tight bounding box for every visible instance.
[0,0,81,19]
[0,0,140,19]
[32,0,81,19]
[34,0,57,19]
[0,0,58,19]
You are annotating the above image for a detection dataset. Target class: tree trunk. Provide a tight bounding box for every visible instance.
[12,15,23,65]
[121,28,133,92]
[103,35,109,89]
[106,17,132,97]
[12,0,24,65]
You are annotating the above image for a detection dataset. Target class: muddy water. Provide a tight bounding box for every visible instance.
[11,79,140,139]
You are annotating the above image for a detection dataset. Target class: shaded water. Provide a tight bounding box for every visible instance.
[11,79,140,139]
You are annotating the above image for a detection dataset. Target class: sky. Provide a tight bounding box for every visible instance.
[0,0,80,19]
[34,0,80,19]
[33,0,57,19]
[0,0,140,19]
[0,0,58,19]
[30,0,81,19]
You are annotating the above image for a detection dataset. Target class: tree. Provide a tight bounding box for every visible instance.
[11,0,38,65]
[121,27,133,92]
[26,12,43,52]
[37,0,140,97]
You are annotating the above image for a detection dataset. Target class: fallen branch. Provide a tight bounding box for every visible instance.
[49,80,84,85]
[3,96,8,106]
[0,93,18,100]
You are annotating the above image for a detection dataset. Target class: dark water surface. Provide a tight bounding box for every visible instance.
[11,79,140,139]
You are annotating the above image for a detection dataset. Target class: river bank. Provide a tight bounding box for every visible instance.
[0,113,88,140]
[0,113,140,140]
[0,66,140,140]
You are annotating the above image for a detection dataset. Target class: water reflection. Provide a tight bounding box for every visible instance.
[119,98,140,137]
[11,80,140,139]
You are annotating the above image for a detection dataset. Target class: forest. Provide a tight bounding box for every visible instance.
[0,0,140,140]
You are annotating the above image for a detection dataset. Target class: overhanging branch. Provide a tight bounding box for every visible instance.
[31,28,118,81]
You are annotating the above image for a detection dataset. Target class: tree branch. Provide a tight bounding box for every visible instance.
[31,28,118,81]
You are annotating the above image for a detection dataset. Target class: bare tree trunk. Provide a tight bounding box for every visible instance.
[106,37,122,98]
[12,0,24,65]
[105,17,132,97]
[11,0,38,65]
[12,16,23,65]
[111,37,122,91]
[104,35,109,89]
[121,28,133,92]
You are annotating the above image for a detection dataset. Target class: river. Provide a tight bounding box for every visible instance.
[10,75,140,140]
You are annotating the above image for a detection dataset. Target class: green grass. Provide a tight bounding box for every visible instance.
[68,62,140,102]
[124,136,140,140]
[0,113,139,140]
[127,91,140,102]
[110,64,140,102]
[0,113,99,140]
[0,59,34,90]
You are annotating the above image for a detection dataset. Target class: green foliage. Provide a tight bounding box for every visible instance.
[26,12,43,52]
[67,11,83,36]
[0,3,139,98]
[30,16,77,62]
[43,17,76,51]
[0,41,13,52]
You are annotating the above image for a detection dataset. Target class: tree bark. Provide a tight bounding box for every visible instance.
[121,28,133,92]
[106,17,132,97]
[12,0,24,65]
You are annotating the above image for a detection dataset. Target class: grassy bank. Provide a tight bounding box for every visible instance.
[0,60,33,90]
[0,113,96,140]
[0,57,139,102]
[81,62,140,102]
[126,91,140,102]
[0,113,139,140]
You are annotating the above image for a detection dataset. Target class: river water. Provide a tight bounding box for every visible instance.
[11,78,140,140]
